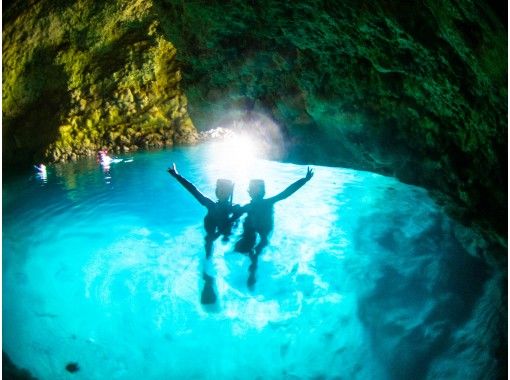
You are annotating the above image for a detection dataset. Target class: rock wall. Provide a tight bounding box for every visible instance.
[3,0,197,167]
[3,0,507,242]
[156,0,507,241]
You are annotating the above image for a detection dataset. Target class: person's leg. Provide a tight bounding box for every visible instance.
[205,234,216,259]
[247,230,272,289]
[254,233,269,257]
[248,234,268,269]
[219,220,234,242]
[247,232,270,289]
[235,228,257,253]
[204,217,219,259]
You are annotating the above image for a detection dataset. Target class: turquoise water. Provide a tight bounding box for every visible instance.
[3,143,502,379]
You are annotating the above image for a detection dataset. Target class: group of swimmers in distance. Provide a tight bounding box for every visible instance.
[168,163,314,290]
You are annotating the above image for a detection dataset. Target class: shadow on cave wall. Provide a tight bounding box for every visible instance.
[3,46,71,175]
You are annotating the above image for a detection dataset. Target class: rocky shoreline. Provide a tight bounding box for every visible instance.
[2,0,507,246]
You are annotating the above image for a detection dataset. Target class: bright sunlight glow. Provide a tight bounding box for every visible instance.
[202,110,286,200]
[207,133,262,190]
[220,134,259,161]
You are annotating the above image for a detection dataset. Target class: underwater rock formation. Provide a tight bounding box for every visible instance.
[2,351,37,380]
[3,0,197,166]
[3,0,507,241]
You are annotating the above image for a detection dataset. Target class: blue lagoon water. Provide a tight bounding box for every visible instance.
[3,143,503,379]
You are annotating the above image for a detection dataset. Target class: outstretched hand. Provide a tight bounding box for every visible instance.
[305,167,314,181]
[168,163,179,177]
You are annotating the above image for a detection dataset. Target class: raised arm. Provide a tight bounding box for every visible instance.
[168,163,214,208]
[267,167,314,204]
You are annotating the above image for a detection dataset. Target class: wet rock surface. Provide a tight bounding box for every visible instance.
[3,1,507,242]
[158,0,507,242]
[3,0,197,167]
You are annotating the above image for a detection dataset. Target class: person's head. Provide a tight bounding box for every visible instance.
[215,179,234,202]
[248,179,265,200]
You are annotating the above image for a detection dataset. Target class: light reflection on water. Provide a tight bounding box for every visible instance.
[2,144,499,380]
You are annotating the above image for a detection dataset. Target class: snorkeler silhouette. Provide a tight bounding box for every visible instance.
[168,163,241,259]
[235,167,314,288]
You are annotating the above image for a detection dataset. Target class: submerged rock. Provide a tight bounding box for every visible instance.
[65,362,80,373]
[2,351,37,380]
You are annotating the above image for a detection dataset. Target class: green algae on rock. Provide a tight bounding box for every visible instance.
[2,0,507,244]
[3,0,197,166]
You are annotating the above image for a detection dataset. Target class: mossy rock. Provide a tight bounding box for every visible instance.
[2,0,507,242]
[3,0,197,168]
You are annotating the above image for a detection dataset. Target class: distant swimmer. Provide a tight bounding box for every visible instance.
[97,149,123,175]
[168,163,242,259]
[236,167,314,288]
[97,148,112,166]
[34,163,46,175]
[34,163,47,182]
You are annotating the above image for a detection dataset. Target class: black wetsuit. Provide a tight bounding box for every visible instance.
[235,177,309,254]
[173,173,240,257]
